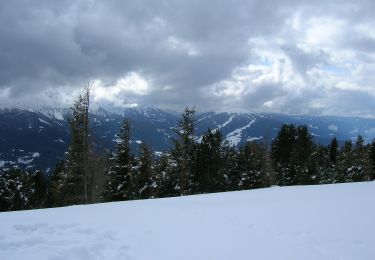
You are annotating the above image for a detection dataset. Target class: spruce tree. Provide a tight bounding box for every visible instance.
[271,124,296,185]
[0,168,35,211]
[337,140,353,182]
[103,118,134,201]
[237,141,267,190]
[31,170,48,208]
[193,129,223,193]
[137,143,154,199]
[63,91,88,205]
[220,141,240,191]
[329,137,339,163]
[171,107,196,195]
[292,125,315,185]
[348,135,368,182]
[46,160,66,207]
[153,153,180,198]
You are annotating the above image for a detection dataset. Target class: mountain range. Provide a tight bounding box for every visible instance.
[1,106,375,173]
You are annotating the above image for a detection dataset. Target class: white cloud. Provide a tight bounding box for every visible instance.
[93,72,150,107]
[0,1,375,116]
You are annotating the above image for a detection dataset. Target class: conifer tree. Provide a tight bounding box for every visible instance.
[337,140,353,182]
[193,129,223,193]
[329,137,339,163]
[63,86,91,205]
[271,124,295,185]
[292,125,315,185]
[271,124,296,185]
[136,142,154,199]
[31,170,48,208]
[220,141,240,191]
[0,169,35,211]
[46,160,66,207]
[348,135,369,182]
[311,145,336,184]
[153,153,180,198]
[237,141,267,190]
[103,118,134,201]
[171,107,196,195]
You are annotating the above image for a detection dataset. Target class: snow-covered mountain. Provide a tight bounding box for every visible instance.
[0,181,374,260]
[1,106,375,172]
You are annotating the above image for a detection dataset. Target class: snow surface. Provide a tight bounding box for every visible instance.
[217,114,235,129]
[38,118,51,126]
[226,115,256,146]
[0,182,374,260]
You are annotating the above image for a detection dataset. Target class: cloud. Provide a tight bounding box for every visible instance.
[0,0,374,116]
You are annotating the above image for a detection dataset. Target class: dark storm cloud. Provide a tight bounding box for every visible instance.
[0,0,374,116]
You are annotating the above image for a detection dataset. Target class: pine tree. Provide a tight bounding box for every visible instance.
[337,140,353,182]
[63,88,89,205]
[271,124,296,185]
[271,124,315,185]
[153,153,179,198]
[136,143,155,199]
[220,141,240,191]
[103,118,134,201]
[348,135,369,182]
[193,129,223,193]
[329,137,339,163]
[0,168,35,211]
[46,160,66,207]
[31,170,48,208]
[311,145,335,184]
[237,141,267,190]
[292,125,315,185]
[171,107,196,195]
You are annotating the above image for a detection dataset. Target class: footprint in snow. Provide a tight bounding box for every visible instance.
[0,222,134,260]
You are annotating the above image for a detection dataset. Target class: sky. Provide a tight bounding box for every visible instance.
[0,0,375,116]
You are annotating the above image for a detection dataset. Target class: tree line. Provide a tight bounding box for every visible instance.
[1,89,375,211]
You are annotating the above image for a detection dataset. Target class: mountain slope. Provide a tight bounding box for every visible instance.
[2,107,375,172]
[0,181,374,260]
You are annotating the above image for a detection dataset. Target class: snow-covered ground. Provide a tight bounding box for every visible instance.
[0,182,374,260]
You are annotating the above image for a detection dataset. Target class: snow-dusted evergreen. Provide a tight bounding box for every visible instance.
[1,89,375,212]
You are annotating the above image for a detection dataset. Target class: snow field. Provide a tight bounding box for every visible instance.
[0,181,374,260]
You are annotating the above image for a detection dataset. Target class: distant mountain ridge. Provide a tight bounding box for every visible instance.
[1,106,375,172]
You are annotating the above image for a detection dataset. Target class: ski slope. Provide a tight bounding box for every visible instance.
[226,115,256,146]
[0,182,374,260]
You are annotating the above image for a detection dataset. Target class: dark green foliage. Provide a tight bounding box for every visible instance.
[2,106,375,212]
[102,119,134,202]
[292,126,315,185]
[310,145,335,184]
[220,142,240,191]
[171,107,196,195]
[193,129,224,193]
[136,143,155,199]
[271,124,315,185]
[271,124,296,167]
[348,136,368,182]
[0,168,38,211]
[329,137,338,163]
[63,93,87,205]
[46,160,66,207]
[153,154,179,198]
[31,170,48,208]
[237,142,267,189]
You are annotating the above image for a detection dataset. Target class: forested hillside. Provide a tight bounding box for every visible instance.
[1,89,375,211]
